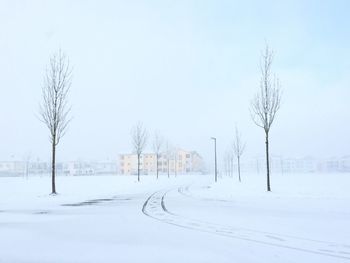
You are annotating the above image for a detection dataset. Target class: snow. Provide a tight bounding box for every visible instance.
[0,173,349,262]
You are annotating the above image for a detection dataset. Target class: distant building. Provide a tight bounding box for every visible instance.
[339,156,350,172]
[63,161,118,176]
[63,161,95,176]
[0,161,25,176]
[93,161,118,175]
[119,149,204,175]
[0,159,118,177]
[317,157,340,173]
[29,161,50,174]
[242,156,318,174]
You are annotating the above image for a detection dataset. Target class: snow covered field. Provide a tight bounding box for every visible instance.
[0,173,349,263]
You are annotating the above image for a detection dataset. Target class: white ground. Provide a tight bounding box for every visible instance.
[0,173,349,263]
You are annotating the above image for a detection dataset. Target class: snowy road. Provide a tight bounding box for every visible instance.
[1,174,349,262]
[143,185,350,262]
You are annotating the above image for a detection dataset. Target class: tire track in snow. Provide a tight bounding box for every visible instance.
[142,188,350,261]
[177,185,348,246]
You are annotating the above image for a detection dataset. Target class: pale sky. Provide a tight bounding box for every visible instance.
[0,0,349,165]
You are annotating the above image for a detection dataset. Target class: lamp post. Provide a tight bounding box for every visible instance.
[211,137,217,182]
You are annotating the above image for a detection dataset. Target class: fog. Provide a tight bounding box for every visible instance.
[0,0,349,165]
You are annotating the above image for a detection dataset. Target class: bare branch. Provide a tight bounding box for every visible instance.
[232,125,246,158]
[39,49,72,146]
[250,45,282,134]
[131,122,148,156]
[152,131,163,156]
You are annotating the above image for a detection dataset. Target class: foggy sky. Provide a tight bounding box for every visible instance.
[0,0,349,165]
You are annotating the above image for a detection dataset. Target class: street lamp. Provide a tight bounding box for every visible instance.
[211,137,217,182]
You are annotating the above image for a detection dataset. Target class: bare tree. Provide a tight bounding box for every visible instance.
[223,150,233,177]
[251,45,282,191]
[24,152,32,180]
[166,141,171,178]
[152,131,163,179]
[173,147,178,177]
[131,122,148,182]
[40,50,72,194]
[232,125,246,182]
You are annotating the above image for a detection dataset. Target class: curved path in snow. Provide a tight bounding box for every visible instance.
[142,186,350,261]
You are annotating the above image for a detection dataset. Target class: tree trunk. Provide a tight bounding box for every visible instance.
[156,154,159,180]
[237,156,241,182]
[167,159,170,178]
[214,140,217,183]
[137,154,140,182]
[265,131,271,191]
[51,140,56,194]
